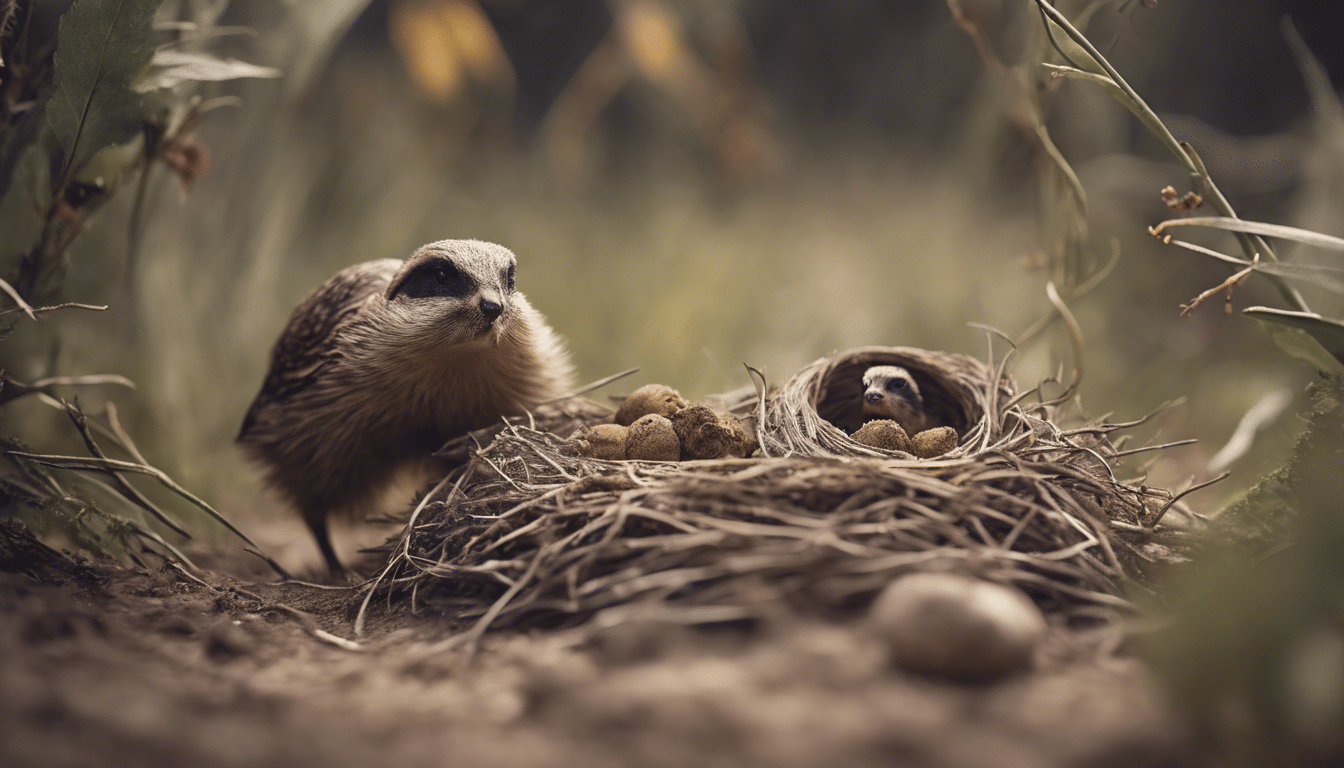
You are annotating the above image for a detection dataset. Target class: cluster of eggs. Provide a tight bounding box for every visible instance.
[851,420,958,458]
[576,385,758,462]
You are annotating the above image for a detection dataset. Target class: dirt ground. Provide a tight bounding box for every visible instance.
[0,522,1194,768]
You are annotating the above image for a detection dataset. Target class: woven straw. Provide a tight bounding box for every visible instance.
[360,347,1186,640]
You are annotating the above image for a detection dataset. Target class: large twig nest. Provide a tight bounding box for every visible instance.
[362,347,1189,640]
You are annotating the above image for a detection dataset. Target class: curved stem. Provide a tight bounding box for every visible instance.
[1032,0,1311,313]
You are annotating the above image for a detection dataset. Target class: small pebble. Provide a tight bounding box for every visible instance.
[723,414,758,458]
[614,384,687,426]
[577,423,628,461]
[851,420,912,453]
[204,619,254,661]
[672,405,737,460]
[868,572,1047,681]
[625,414,681,461]
[910,426,958,459]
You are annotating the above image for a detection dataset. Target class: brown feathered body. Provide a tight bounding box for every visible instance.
[238,240,574,572]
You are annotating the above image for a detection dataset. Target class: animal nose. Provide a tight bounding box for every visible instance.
[479,298,503,322]
[865,391,883,403]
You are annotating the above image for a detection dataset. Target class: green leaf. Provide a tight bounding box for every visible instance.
[43,0,162,193]
[1155,217,1344,252]
[1256,262,1344,296]
[137,50,280,91]
[1244,306,1344,372]
[1031,0,1195,176]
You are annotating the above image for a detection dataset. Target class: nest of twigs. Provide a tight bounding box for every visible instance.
[362,346,1189,638]
[760,345,1012,457]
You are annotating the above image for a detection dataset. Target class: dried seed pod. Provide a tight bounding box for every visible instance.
[869,573,1047,681]
[851,420,912,453]
[910,426,957,459]
[723,414,758,458]
[614,384,688,426]
[672,404,737,460]
[626,414,681,461]
[577,423,629,460]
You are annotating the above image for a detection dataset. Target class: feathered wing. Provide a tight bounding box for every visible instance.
[237,260,400,441]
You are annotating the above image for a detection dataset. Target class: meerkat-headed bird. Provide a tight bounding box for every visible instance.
[238,240,575,574]
[861,365,931,435]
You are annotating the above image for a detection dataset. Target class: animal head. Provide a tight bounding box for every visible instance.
[380,239,520,348]
[861,365,924,416]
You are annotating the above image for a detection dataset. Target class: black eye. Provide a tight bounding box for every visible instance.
[393,260,474,300]
[886,378,908,392]
[506,264,515,291]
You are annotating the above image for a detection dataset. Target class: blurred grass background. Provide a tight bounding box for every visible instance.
[4,0,1344,758]
[4,0,1342,540]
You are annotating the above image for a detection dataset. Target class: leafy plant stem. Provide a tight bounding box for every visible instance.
[5,449,289,578]
[1032,0,1310,313]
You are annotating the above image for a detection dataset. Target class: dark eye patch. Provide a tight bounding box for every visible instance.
[505,264,515,292]
[393,260,474,301]
[885,377,908,393]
